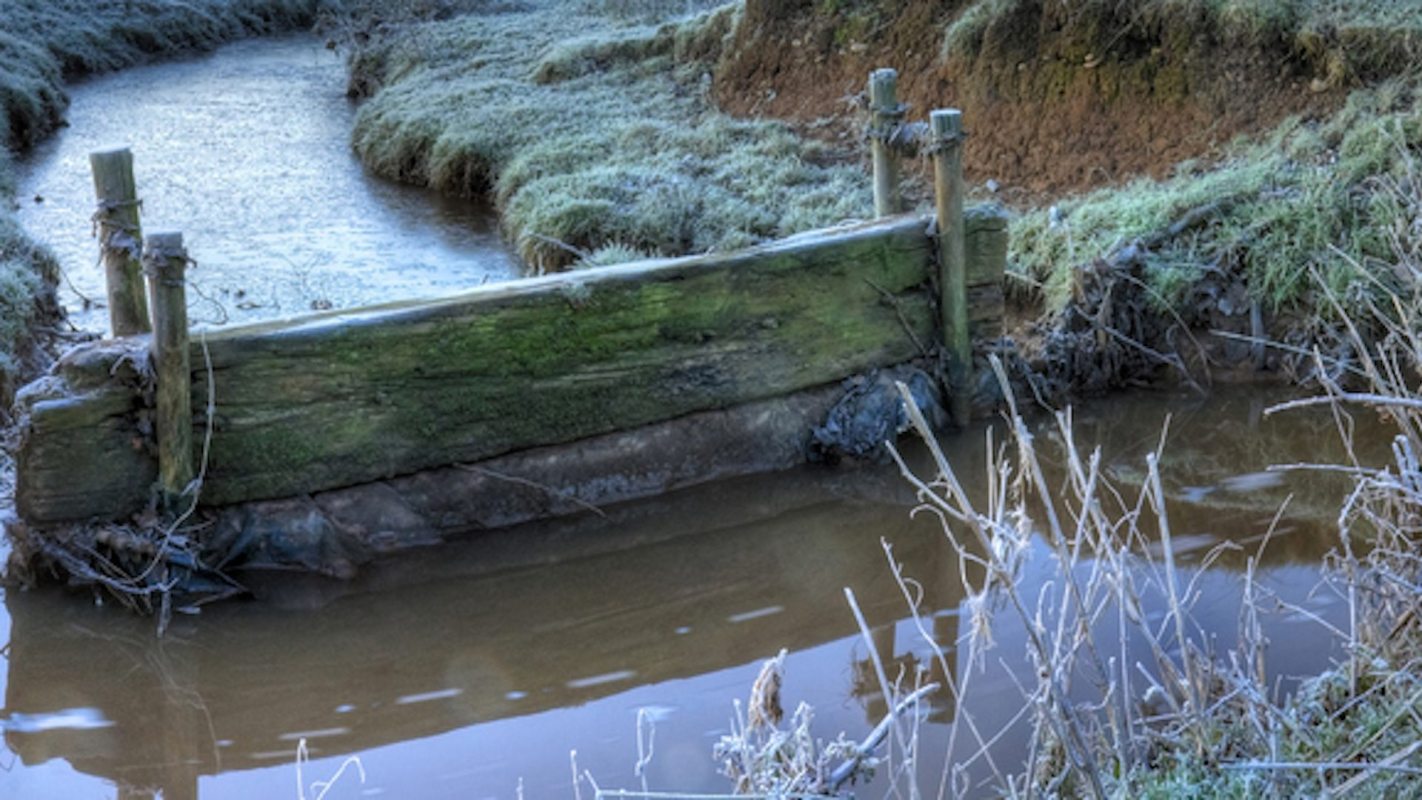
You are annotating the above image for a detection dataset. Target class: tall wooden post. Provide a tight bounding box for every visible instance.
[90,147,151,336]
[143,232,194,505]
[868,68,904,218]
[932,109,972,427]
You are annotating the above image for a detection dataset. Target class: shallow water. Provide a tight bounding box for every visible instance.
[0,385,1386,799]
[0,31,1390,800]
[16,36,519,334]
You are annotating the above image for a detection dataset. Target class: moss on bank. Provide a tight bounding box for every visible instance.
[0,0,320,407]
[347,1,872,271]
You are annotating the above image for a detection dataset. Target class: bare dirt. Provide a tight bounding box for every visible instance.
[714,0,1343,200]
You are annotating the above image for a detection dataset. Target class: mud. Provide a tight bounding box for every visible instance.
[715,0,1342,199]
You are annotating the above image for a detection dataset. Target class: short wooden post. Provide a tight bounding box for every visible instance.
[143,232,194,505]
[932,109,972,427]
[869,68,904,218]
[90,147,151,336]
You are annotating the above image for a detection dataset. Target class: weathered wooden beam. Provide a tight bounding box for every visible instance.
[143,232,194,506]
[965,205,1009,342]
[16,216,938,522]
[932,109,971,426]
[12,341,156,522]
[89,147,150,337]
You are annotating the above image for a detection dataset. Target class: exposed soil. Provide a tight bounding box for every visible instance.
[715,0,1344,199]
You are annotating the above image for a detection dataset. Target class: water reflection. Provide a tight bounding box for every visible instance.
[3,462,964,798]
[0,386,1387,797]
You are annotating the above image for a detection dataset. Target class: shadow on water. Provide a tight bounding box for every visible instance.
[0,385,1395,798]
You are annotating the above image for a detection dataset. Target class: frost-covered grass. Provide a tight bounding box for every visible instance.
[945,0,1422,71]
[936,0,1422,316]
[0,0,321,403]
[1011,79,1422,315]
[348,0,872,271]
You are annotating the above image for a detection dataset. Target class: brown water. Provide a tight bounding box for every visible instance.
[0,385,1382,799]
[15,36,520,335]
[0,30,1383,800]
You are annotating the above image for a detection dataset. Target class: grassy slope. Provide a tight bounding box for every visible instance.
[0,0,319,404]
[989,0,1422,315]
[348,1,872,272]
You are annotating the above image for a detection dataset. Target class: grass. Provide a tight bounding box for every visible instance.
[1010,79,1422,316]
[345,0,872,271]
[878,350,1422,796]
[937,0,1422,319]
[866,154,1422,797]
[0,0,322,407]
[944,0,1422,68]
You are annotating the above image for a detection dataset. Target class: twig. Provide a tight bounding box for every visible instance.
[829,683,941,791]
[1266,393,1422,416]
[453,464,608,519]
[1221,760,1422,775]
[843,586,921,799]
[865,278,930,357]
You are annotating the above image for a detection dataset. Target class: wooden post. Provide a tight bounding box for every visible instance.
[143,232,194,505]
[869,68,904,218]
[90,147,151,336]
[932,109,972,427]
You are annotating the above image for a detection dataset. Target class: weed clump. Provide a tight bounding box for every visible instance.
[348,1,871,271]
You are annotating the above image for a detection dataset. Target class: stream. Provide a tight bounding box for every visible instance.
[0,35,1381,800]
[0,384,1379,799]
[15,36,519,334]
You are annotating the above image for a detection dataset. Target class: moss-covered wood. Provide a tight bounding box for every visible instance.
[13,341,156,522]
[17,216,983,522]
[193,216,935,505]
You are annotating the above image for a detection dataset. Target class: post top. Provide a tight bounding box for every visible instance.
[930,109,963,137]
[89,146,133,160]
[868,68,899,104]
[145,231,184,250]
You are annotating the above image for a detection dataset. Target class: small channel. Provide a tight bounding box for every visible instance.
[0,385,1381,798]
[0,32,1381,800]
[15,36,520,333]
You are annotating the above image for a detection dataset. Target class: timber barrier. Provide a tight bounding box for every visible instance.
[8,72,1008,571]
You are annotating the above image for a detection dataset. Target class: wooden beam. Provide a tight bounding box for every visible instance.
[16,216,937,521]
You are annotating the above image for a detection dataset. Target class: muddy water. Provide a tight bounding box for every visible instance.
[0,386,1385,799]
[16,36,519,334]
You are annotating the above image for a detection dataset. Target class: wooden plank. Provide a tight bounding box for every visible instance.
[16,216,936,522]
[15,382,156,523]
[965,205,1009,288]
